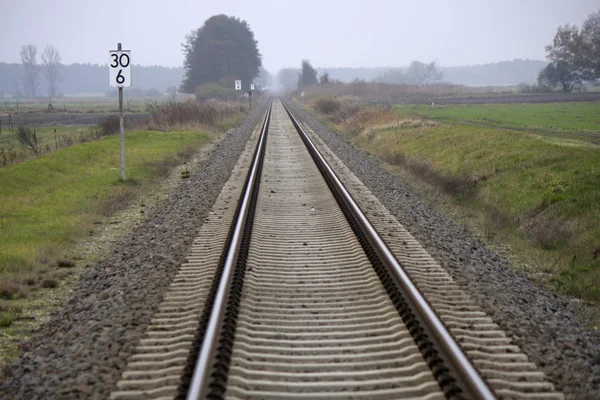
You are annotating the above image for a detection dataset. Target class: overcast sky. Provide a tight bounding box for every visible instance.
[2,0,598,72]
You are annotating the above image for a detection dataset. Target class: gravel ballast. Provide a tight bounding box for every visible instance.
[1,102,268,399]
[286,101,600,399]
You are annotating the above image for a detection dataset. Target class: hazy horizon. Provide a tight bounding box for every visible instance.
[3,0,599,72]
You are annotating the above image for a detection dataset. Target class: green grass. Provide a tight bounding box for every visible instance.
[0,129,210,282]
[316,100,600,303]
[393,102,600,134]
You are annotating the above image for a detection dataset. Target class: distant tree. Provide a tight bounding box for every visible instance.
[255,67,273,89]
[181,15,262,93]
[276,68,300,91]
[20,45,39,97]
[298,60,318,89]
[144,88,161,97]
[41,45,62,104]
[319,72,330,85]
[405,61,443,85]
[374,68,407,84]
[580,9,600,81]
[538,62,579,92]
[195,82,236,100]
[545,9,600,85]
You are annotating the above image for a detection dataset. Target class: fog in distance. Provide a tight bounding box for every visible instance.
[2,0,598,72]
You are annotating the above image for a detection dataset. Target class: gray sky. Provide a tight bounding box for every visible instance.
[2,0,598,72]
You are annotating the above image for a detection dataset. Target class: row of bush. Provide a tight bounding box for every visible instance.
[1,98,241,167]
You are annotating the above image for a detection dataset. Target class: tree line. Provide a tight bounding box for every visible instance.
[539,8,600,92]
[0,61,184,99]
[278,60,443,91]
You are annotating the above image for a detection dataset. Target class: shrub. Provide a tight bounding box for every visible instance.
[147,100,237,131]
[0,280,28,300]
[314,98,341,116]
[15,126,41,155]
[41,278,58,289]
[98,115,120,137]
[54,259,76,268]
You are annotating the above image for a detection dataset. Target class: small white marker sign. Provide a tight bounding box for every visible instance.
[109,50,132,87]
[244,92,249,97]
[250,83,255,91]
[235,80,242,91]
[301,91,306,97]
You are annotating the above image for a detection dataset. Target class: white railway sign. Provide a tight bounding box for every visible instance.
[250,83,255,91]
[235,80,242,90]
[109,50,132,87]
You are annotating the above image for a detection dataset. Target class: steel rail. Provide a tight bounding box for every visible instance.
[186,102,272,400]
[281,100,496,400]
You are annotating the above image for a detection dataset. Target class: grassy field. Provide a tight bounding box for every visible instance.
[312,99,600,305]
[393,102,600,134]
[0,129,211,302]
[0,96,169,114]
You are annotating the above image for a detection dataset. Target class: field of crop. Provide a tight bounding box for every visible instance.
[312,98,600,304]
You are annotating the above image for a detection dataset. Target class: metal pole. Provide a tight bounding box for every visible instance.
[118,42,126,182]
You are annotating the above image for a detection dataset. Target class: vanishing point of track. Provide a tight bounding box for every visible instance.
[110,100,563,399]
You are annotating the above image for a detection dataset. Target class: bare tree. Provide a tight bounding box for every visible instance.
[20,45,39,98]
[166,86,177,103]
[41,45,62,104]
[405,60,443,85]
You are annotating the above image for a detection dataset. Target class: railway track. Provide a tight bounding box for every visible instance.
[110,100,563,399]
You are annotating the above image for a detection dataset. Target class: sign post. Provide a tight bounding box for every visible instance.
[235,80,242,108]
[109,43,131,182]
[249,83,254,110]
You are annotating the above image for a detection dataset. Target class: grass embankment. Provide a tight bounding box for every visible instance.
[0,100,245,325]
[312,98,600,305]
[0,129,210,293]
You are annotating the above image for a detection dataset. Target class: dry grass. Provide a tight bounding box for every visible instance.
[0,280,29,300]
[99,186,139,216]
[150,147,198,178]
[145,100,238,131]
[98,115,120,136]
[312,96,364,123]
[298,81,465,103]
[524,212,572,250]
